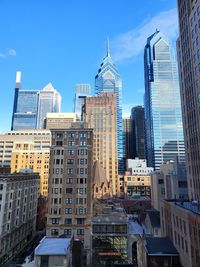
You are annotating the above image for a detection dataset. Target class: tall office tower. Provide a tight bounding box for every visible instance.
[95,40,123,173]
[37,83,61,129]
[83,93,118,195]
[0,171,39,266]
[11,72,39,130]
[177,0,200,201]
[131,106,145,159]
[74,84,91,120]
[144,30,185,170]
[122,117,133,160]
[46,123,93,246]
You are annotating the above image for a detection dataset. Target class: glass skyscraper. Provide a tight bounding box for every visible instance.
[74,84,91,120]
[37,83,61,129]
[144,30,185,170]
[95,40,123,173]
[11,72,39,130]
[11,72,61,130]
[131,105,145,159]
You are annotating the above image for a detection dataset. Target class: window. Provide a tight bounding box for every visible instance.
[68,150,74,155]
[66,188,73,194]
[80,141,87,146]
[65,198,72,204]
[56,141,63,146]
[66,178,73,184]
[68,133,75,138]
[51,229,59,235]
[64,218,72,225]
[67,168,73,174]
[67,159,74,164]
[77,229,84,235]
[78,149,87,155]
[68,141,75,146]
[77,198,86,204]
[52,218,60,224]
[0,184,3,190]
[77,218,85,225]
[80,133,87,138]
[65,208,72,214]
[77,188,86,194]
[56,133,63,138]
[64,229,72,235]
[78,207,86,214]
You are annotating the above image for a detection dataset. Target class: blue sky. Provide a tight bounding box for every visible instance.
[0,0,178,133]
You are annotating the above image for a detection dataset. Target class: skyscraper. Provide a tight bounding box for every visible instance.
[11,72,39,130]
[159,4,200,267]
[131,106,145,159]
[74,84,91,120]
[95,39,123,173]
[177,0,200,202]
[144,30,185,170]
[122,117,133,160]
[11,73,61,130]
[46,123,93,243]
[37,83,61,129]
[83,93,118,195]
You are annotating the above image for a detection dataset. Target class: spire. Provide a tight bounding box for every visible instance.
[106,36,111,58]
[15,71,21,89]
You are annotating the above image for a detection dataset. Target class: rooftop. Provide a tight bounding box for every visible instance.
[175,201,200,216]
[92,204,127,224]
[145,237,178,256]
[35,237,71,256]
[128,217,147,235]
[46,112,77,119]
[165,200,200,217]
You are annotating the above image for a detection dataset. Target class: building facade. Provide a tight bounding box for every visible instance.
[74,84,91,120]
[131,106,145,159]
[0,130,51,167]
[177,0,200,201]
[0,130,51,195]
[144,30,185,170]
[83,93,118,195]
[46,123,93,247]
[95,41,123,173]
[119,171,151,198]
[122,117,133,160]
[11,72,39,130]
[45,112,77,130]
[91,207,129,266]
[11,72,61,130]
[35,237,72,267]
[126,158,153,175]
[161,200,200,267]
[37,83,61,129]
[0,172,39,266]
[10,143,49,196]
[151,160,188,211]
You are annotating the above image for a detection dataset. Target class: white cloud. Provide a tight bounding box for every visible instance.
[111,8,178,63]
[8,49,16,56]
[0,48,16,58]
